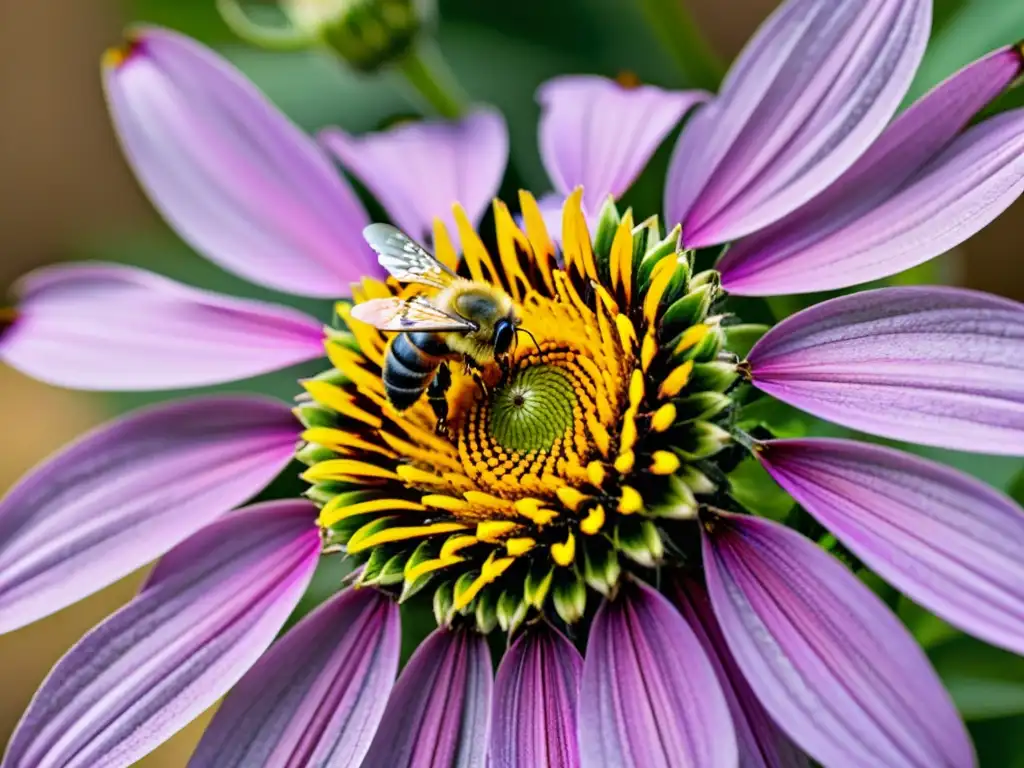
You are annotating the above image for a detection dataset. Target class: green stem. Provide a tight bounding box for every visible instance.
[397,41,469,119]
[635,0,723,90]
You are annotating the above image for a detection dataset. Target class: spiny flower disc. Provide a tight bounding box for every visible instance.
[296,189,742,631]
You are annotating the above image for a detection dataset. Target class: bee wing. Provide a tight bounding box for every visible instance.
[363,223,457,289]
[349,297,477,333]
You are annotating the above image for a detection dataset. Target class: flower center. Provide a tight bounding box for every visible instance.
[487,363,576,452]
[454,287,632,498]
[297,191,740,631]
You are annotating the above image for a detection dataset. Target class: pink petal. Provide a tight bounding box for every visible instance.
[3,501,320,768]
[759,438,1024,656]
[320,109,508,247]
[746,286,1024,454]
[1,263,326,391]
[491,624,582,768]
[579,580,737,767]
[666,0,930,246]
[537,76,708,212]
[721,46,1024,295]
[703,513,975,768]
[103,27,375,298]
[189,586,400,767]
[0,395,299,634]
[670,575,809,768]
[361,628,492,767]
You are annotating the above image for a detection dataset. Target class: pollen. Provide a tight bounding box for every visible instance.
[300,191,732,629]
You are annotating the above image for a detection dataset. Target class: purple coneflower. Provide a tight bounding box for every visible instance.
[2,1,1024,766]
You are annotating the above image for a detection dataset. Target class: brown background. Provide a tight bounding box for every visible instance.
[0,0,1021,764]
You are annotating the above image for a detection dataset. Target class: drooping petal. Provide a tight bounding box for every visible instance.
[665,0,930,247]
[746,286,1024,454]
[579,580,737,768]
[758,438,1024,656]
[320,109,508,247]
[0,263,326,391]
[103,27,375,298]
[0,395,299,634]
[3,500,320,768]
[720,46,1024,295]
[189,586,400,768]
[491,623,582,768]
[537,76,708,213]
[361,628,492,767]
[703,512,975,768]
[670,575,809,768]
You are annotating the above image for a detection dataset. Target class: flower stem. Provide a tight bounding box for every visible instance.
[635,0,723,90]
[396,41,469,119]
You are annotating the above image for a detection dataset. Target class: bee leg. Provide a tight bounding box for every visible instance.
[461,357,490,398]
[427,364,452,435]
[498,356,511,387]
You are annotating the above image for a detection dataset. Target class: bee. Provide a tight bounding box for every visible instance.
[350,223,530,432]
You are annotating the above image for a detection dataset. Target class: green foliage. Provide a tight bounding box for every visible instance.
[930,635,1024,721]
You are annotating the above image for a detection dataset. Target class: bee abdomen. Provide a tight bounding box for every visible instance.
[384,333,445,411]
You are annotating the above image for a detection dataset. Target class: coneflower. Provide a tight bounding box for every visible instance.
[2,2,1024,766]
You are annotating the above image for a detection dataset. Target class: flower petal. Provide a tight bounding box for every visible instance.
[579,580,737,768]
[670,575,809,768]
[537,76,708,213]
[103,27,374,298]
[320,109,508,246]
[0,395,299,634]
[188,586,399,768]
[361,628,492,767]
[490,623,582,768]
[2,500,320,768]
[1,263,326,391]
[746,286,1024,454]
[703,513,975,768]
[720,47,1024,295]
[666,0,930,246]
[758,437,1024,656]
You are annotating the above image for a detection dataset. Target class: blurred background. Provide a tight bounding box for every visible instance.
[1,0,1023,764]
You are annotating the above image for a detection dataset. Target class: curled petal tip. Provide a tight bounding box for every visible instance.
[0,306,17,335]
[102,34,143,70]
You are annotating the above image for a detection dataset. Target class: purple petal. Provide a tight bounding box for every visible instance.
[537,76,708,213]
[721,47,1024,295]
[362,628,492,767]
[1,263,325,391]
[0,395,299,634]
[103,27,375,298]
[579,580,737,768]
[189,586,399,768]
[491,624,582,768]
[759,437,1024,656]
[703,513,975,768]
[666,0,930,247]
[320,109,508,247]
[670,575,809,768]
[746,286,1024,454]
[3,500,320,768]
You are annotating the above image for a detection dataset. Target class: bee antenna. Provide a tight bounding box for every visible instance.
[517,327,539,350]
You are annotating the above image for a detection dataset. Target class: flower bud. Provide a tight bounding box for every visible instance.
[284,0,432,72]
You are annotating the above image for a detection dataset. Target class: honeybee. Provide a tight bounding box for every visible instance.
[350,223,530,432]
